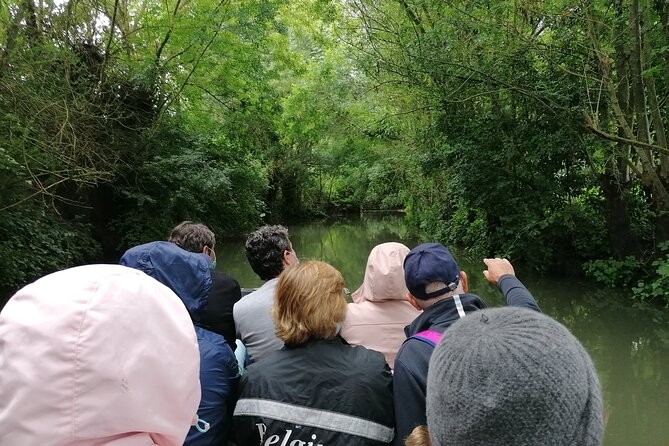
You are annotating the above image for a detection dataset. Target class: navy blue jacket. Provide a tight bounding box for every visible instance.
[120,241,240,446]
[392,275,541,446]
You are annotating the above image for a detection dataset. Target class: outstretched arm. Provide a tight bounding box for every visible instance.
[483,258,541,313]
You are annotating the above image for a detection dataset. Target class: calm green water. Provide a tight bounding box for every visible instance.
[216,215,669,446]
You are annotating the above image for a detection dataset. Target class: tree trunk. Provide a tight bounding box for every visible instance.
[22,0,40,43]
[630,0,669,209]
[592,0,642,258]
[645,3,669,180]
[0,6,23,75]
[600,172,642,257]
[640,2,669,182]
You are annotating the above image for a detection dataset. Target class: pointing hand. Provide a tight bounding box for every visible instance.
[483,258,515,285]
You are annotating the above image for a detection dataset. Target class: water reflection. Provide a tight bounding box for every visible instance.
[216,215,669,446]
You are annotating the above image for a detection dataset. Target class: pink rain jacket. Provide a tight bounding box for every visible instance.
[341,242,421,369]
[0,264,201,446]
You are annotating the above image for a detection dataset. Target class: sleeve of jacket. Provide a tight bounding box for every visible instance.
[498,274,542,313]
[186,328,240,446]
[392,350,427,446]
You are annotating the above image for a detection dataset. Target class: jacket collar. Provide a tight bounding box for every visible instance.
[284,336,346,350]
[404,293,487,337]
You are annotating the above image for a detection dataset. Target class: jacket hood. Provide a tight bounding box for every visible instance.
[351,242,410,303]
[0,264,201,446]
[120,241,212,324]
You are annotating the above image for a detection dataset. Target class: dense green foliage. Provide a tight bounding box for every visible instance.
[0,0,283,288]
[1,0,668,304]
[343,2,669,273]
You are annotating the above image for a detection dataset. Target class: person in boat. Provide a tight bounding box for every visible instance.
[0,264,201,446]
[340,242,421,370]
[393,243,541,446]
[423,306,603,446]
[232,261,395,446]
[169,220,242,350]
[233,224,299,363]
[120,241,239,446]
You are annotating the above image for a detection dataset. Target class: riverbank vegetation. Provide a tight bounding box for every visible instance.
[1,0,668,304]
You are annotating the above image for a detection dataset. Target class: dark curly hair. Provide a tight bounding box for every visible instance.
[245,225,292,281]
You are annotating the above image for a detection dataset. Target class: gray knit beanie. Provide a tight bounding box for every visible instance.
[426,307,603,446]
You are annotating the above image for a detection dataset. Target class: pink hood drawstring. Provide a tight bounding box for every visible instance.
[0,264,201,446]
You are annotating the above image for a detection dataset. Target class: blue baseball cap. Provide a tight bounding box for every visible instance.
[404,243,461,300]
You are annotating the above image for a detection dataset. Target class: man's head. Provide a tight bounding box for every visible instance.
[245,225,298,281]
[426,307,603,446]
[403,243,467,309]
[168,221,216,261]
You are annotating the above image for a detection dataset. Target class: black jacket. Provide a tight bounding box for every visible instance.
[201,270,242,349]
[392,275,541,445]
[233,337,395,445]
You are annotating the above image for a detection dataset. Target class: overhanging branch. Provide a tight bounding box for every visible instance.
[584,121,669,155]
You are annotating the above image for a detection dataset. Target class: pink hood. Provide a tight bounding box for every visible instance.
[0,264,201,446]
[343,243,421,369]
[351,242,411,303]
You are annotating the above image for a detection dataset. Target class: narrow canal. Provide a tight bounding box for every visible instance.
[216,214,669,446]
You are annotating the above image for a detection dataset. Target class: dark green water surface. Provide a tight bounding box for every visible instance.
[216,215,669,446]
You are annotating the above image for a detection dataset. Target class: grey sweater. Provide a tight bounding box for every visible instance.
[233,278,284,363]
